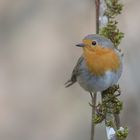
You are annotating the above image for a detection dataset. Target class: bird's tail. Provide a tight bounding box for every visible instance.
[64,79,76,88]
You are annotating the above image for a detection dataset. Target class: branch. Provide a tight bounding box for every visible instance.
[90,92,97,140]
[95,0,128,139]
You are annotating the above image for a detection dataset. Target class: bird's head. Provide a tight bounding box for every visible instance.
[76,34,114,52]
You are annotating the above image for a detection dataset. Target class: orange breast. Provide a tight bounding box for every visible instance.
[83,47,121,76]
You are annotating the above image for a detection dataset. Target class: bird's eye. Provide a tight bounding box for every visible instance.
[92,41,97,46]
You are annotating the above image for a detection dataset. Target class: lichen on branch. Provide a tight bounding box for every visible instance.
[93,0,128,139]
[99,0,124,48]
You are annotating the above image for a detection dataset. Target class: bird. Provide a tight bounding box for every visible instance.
[65,34,123,93]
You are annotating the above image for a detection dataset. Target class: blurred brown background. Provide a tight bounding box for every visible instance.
[0,0,139,140]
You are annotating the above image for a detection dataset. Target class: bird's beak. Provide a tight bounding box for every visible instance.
[76,43,85,47]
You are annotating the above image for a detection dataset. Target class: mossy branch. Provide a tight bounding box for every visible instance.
[93,0,128,140]
[99,0,124,48]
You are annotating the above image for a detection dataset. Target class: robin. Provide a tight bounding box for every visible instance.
[65,34,123,92]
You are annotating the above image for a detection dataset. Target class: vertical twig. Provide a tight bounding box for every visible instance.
[90,1,100,140]
[90,92,97,140]
[95,0,100,34]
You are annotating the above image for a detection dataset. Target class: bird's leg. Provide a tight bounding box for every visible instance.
[89,102,102,114]
[90,92,94,99]
[89,92,98,110]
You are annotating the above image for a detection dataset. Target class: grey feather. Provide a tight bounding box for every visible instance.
[65,56,84,87]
